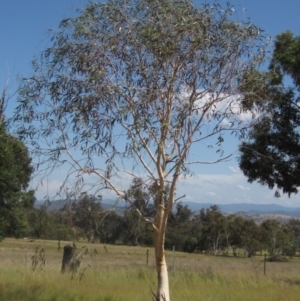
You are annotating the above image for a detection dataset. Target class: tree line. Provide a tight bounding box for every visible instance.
[23,192,300,259]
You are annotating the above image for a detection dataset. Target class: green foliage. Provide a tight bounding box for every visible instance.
[166,202,194,251]
[261,219,289,256]
[0,124,35,238]
[26,205,76,241]
[270,31,300,86]
[99,210,123,244]
[121,178,153,246]
[18,200,300,257]
[282,219,300,257]
[238,69,271,109]
[196,205,226,254]
[71,194,103,242]
[0,125,33,201]
[239,31,300,197]
[27,206,49,239]
[224,215,245,256]
[121,210,152,246]
[240,219,263,257]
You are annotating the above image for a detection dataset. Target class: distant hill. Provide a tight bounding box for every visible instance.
[181,201,300,218]
[34,199,128,215]
[35,199,300,218]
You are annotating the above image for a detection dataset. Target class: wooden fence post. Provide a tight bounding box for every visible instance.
[264,253,266,275]
[61,244,75,273]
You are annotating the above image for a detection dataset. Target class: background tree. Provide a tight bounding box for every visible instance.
[0,90,35,239]
[121,210,152,246]
[121,178,154,246]
[222,214,236,256]
[26,205,75,241]
[99,210,123,244]
[27,205,49,239]
[52,209,78,241]
[166,202,194,252]
[12,1,267,299]
[239,31,300,197]
[261,219,290,256]
[240,219,263,257]
[225,215,245,257]
[283,219,300,257]
[72,193,103,243]
[196,205,226,255]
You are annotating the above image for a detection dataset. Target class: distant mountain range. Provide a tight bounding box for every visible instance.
[181,201,300,217]
[35,198,127,213]
[35,199,300,218]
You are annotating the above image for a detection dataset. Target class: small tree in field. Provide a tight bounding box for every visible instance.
[72,193,103,243]
[12,1,268,299]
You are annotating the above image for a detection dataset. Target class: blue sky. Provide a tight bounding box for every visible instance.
[1,0,300,207]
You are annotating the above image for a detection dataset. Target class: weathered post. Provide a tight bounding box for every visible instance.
[61,244,75,273]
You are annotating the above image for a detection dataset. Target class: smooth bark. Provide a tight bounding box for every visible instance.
[154,228,170,301]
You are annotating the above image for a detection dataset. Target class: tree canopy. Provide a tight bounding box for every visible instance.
[0,121,34,238]
[239,31,300,197]
[71,193,103,243]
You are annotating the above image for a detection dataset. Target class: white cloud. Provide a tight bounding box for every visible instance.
[176,168,299,207]
[237,184,250,191]
[206,191,217,196]
[30,160,300,208]
[228,166,241,173]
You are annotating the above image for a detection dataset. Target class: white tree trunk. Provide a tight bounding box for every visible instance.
[156,256,169,301]
[154,230,170,301]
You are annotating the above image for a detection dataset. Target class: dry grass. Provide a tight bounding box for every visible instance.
[1,238,300,300]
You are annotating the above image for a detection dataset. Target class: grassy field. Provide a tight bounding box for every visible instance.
[0,238,300,301]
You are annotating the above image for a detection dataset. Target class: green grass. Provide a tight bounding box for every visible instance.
[1,238,300,300]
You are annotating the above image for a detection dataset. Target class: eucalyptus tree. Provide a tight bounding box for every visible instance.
[166,202,194,251]
[13,0,267,299]
[71,193,103,243]
[240,219,263,257]
[99,210,123,244]
[261,219,289,256]
[121,178,152,245]
[283,219,300,257]
[197,205,226,255]
[225,214,245,257]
